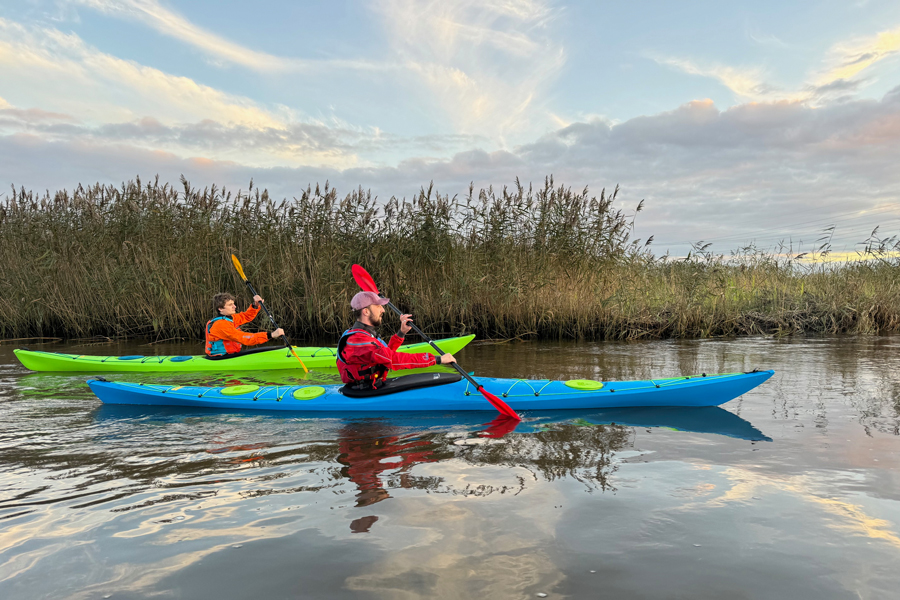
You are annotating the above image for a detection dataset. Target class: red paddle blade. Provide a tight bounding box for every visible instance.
[478,415,520,438]
[351,264,379,294]
[477,386,521,420]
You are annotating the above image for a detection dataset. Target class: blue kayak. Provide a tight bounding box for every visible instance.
[87,369,774,412]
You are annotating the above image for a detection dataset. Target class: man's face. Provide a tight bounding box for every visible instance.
[364,303,384,326]
[219,300,237,316]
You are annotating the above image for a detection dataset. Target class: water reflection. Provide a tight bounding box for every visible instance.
[0,403,769,516]
[4,337,900,599]
[335,420,443,532]
[457,422,631,493]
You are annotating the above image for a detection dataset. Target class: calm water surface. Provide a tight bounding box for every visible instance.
[1,335,899,599]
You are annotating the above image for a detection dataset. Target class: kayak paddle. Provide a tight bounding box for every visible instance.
[231,254,308,373]
[351,264,520,420]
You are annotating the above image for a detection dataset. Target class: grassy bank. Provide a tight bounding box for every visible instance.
[2,177,899,342]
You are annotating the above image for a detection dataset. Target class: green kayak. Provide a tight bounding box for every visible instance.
[13,335,475,373]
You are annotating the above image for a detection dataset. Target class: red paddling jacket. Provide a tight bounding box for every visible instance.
[337,321,437,386]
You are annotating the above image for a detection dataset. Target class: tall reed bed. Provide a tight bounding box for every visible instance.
[1,177,899,341]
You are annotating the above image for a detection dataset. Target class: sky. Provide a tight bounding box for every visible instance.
[1,0,899,256]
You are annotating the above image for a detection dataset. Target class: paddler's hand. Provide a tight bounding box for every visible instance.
[399,314,414,335]
[437,353,456,365]
[270,327,284,339]
[253,294,264,306]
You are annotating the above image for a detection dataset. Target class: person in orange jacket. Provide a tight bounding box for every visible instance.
[205,292,284,357]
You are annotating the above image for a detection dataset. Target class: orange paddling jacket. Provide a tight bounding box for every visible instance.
[205,304,271,356]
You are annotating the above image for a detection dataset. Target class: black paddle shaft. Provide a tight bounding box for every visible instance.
[242,281,293,349]
[380,297,484,390]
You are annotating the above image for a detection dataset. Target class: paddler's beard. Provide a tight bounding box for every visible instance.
[369,311,383,327]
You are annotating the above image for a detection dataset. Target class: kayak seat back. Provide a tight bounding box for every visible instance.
[340,372,462,398]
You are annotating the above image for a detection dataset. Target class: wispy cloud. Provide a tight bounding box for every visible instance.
[372,0,565,141]
[814,24,900,86]
[747,31,790,48]
[0,17,287,128]
[0,17,376,168]
[0,94,489,172]
[29,1,567,144]
[72,0,389,73]
[651,55,782,100]
[657,23,900,106]
[0,14,502,170]
[0,104,75,124]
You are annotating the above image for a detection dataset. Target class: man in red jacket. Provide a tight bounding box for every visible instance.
[337,291,456,387]
[205,292,284,356]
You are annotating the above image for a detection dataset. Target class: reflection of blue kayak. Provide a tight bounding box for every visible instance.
[92,404,770,441]
[577,406,771,441]
[88,370,773,412]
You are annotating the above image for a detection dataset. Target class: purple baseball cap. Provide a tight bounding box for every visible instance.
[351,291,390,310]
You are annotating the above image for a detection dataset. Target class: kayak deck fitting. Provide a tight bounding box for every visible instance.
[13,335,475,373]
[88,369,774,412]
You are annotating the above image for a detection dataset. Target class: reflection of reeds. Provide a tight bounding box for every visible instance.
[460,423,630,492]
[2,176,900,340]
